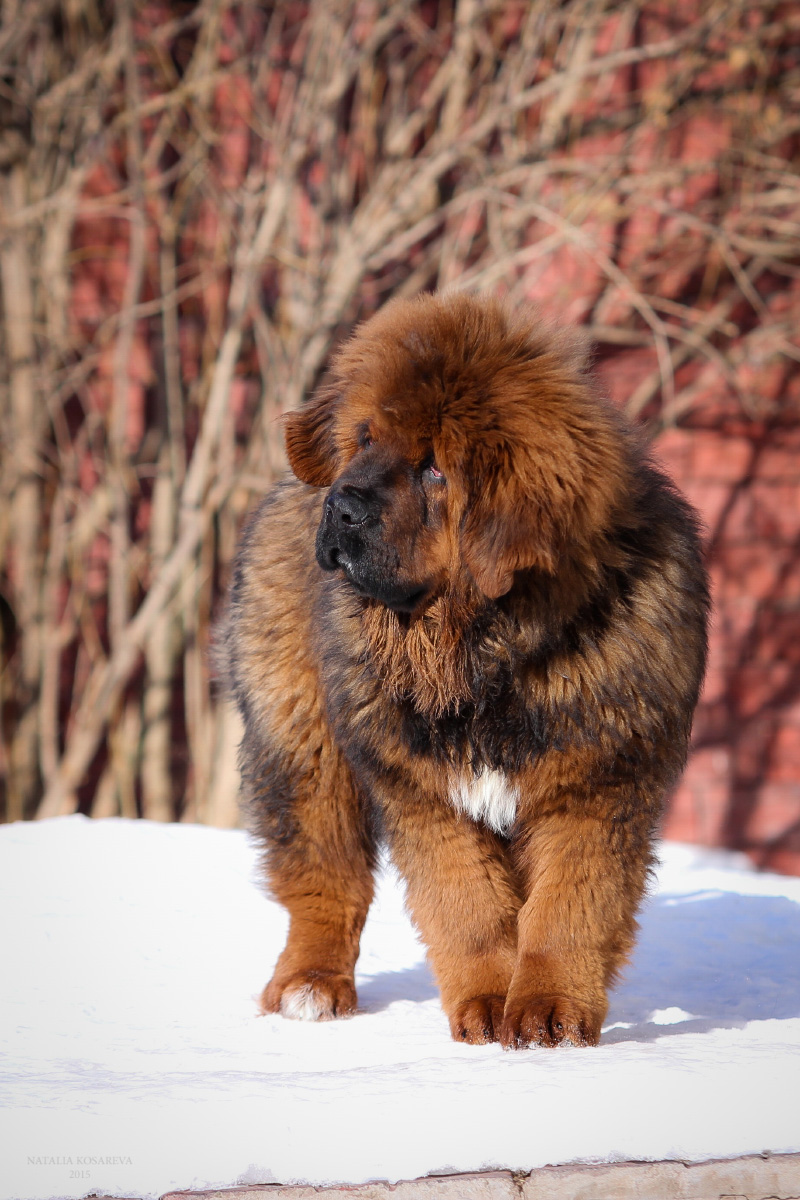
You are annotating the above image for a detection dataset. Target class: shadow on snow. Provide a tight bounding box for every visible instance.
[604,891,800,1042]
[356,892,800,1044]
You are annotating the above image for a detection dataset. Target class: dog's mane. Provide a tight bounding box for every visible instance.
[360,586,510,719]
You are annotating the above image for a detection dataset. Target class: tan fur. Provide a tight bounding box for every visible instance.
[222,293,708,1047]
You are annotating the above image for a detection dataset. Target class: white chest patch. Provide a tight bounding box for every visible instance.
[449,769,518,835]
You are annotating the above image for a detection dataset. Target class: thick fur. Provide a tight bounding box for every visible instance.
[221,293,709,1048]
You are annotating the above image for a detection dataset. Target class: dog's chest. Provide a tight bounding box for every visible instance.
[449,769,518,835]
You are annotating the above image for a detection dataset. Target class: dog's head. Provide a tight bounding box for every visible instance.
[284,293,632,613]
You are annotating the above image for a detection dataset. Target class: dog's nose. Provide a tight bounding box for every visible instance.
[325,486,375,528]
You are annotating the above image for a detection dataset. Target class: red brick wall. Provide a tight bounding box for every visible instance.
[652,404,800,874]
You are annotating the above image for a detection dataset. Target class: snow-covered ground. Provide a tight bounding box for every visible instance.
[2,816,799,1200]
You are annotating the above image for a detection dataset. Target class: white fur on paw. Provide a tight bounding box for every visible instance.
[279,984,329,1021]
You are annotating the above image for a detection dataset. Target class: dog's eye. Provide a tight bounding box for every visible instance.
[423,461,445,484]
[359,435,373,450]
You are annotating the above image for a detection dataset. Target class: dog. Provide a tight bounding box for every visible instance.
[221,292,709,1048]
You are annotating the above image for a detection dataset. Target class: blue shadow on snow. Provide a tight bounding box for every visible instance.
[356,891,800,1042]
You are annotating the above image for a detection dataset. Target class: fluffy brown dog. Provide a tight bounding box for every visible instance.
[222,292,708,1048]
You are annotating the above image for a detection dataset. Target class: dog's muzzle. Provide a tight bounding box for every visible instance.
[315,485,427,613]
[316,485,378,573]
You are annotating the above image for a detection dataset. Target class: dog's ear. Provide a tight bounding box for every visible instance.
[461,476,559,599]
[461,415,629,599]
[283,388,337,487]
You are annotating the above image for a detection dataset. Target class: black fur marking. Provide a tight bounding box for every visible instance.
[241,731,302,849]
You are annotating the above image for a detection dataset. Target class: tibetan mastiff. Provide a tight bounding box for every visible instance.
[222,292,708,1048]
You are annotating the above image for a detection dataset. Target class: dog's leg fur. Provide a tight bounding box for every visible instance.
[500,808,650,1048]
[384,794,522,1044]
[252,747,376,1022]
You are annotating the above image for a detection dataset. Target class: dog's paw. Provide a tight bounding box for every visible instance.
[450,994,506,1044]
[499,994,603,1049]
[260,970,358,1021]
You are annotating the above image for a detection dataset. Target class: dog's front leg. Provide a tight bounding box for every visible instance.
[251,746,376,1022]
[385,792,523,1044]
[501,805,651,1048]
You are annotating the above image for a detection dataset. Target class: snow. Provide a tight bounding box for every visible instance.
[2,816,799,1200]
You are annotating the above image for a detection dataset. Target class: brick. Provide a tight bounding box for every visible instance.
[761,847,800,875]
[694,658,727,705]
[742,782,800,840]
[711,490,758,541]
[727,717,780,776]
[662,770,730,846]
[729,662,796,719]
[160,1172,519,1200]
[710,546,800,603]
[651,428,692,477]
[755,441,800,482]
[523,242,605,325]
[161,1190,319,1199]
[594,347,657,408]
[690,432,754,484]
[680,481,738,535]
[748,482,800,541]
[521,1152,800,1199]
[770,724,800,781]
[746,612,800,668]
[710,598,761,648]
[682,746,732,785]
[691,395,752,428]
[696,483,800,546]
